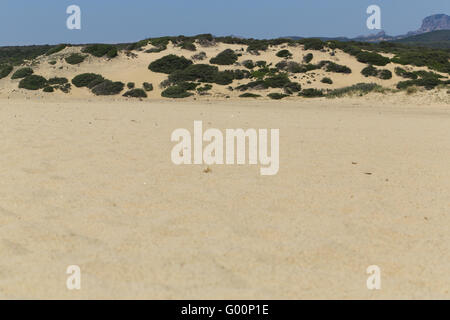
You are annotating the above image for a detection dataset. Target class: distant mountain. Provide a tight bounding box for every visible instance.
[394,30,450,49]
[286,13,450,44]
[413,14,450,35]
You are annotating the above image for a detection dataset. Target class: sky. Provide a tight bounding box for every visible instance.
[0,0,449,46]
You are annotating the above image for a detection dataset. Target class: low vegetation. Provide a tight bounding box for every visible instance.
[149,54,193,74]
[65,53,87,65]
[0,64,13,79]
[210,49,238,65]
[123,88,147,98]
[11,67,34,79]
[18,75,47,90]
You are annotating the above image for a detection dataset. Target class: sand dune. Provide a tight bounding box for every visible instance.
[0,97,449,299]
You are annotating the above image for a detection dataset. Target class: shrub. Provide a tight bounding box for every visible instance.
[91,80,125,95]
[247,41,268,53]
[239,93,261,98]
[106,47,118,58]
[161,85,193,98]
[213,71,234,85]
[180,41,196,51]
[210,49,238,65]
[72,73,105,87]
[43,86,54,93]
[197,84,213,93]
[299,88,324,97]
[0,64,13,79]
[48,77,68,85]
[395,67,418,79]
[49,61,57,65]
[283,82,302,94]
[378,69,392,80]
[11,67,33,79]
[149,55,193,74]
[276,49,292,58]
[303,53,313,63]
[391,51,450,74]
[169,64,218,83]
[82,44,118,58]
[127,82,135,89]
[356,51,390,66]
[361,65,378,77]
[397,78,442,90]
[318,61,351,73]
[18,75,47,90]
[242,60,255,69]
[143,82,153,91]
[191,52,206,61]
[300,38,324,50]
[327,83,383,98]
[65,53,86,65]
[264,74,291,88]
[321,77,333,84]
[268,92,288,100]
[57,83,72,93]
[45,44,66,56]
[255,61,267,67]
[123,88,147,98]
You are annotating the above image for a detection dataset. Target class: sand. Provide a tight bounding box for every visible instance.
[0,96,449,299]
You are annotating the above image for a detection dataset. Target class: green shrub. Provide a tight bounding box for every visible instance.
[239,93,261,98]
[378,69,392,80]
[65,53,86,65]
[180,41,196,51]
[45,44,66,56]
[106,47,118,58]
[267,92,288,99]
[395,67,418,79]
[300,39,324,50]
[18,75,47,90]
[91,80,124,95]
[264,74,291,88]
[48,61,57,65]
[72,73,105,87]
[356,51,390,66]
[247,41,268,53]
[149,54,193,74]
[361,65,378,77]
[161,85,193,98]
[210,49,238,65]
[127,82,135,89]
[276,49,292,58]
[303,53,313,63]
[82,44,118,58]
[213,71,234,85]
[191,52,207,61]
[327,83,383,98]
[397,78,442,90]
[255,61,267,67]
[47,77,68,85]
[391,51,450,74]
[57,83,72,93]
[242,60,255,69]
[11,67,33,79]
[299,88,324,97]
[197,84,213,93]
[168,64,218,83]
[321,77,333,84]
[143,82,153,91]
[123,88,147,98]
[43,86,54,93]
[318,61,351,73]
[0,64,13,79]
[283,82,302,94]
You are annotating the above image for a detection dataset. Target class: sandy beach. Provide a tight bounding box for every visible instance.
[0,97,449,299]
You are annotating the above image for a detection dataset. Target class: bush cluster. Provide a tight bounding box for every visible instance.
[123,88,147,98]
[161,85,194,98]
[143,82,153,91]
[0,64,13,79]
[299,88,324,97]
[267,93,288,100]
[45,44,67,56]
[18,75,47,90]
[11,67,33,79]
[361,65,392,80]
[327,83,383,98]
[321,77,333,84]
[149,55,193,74]
[91,80,124,95]
[65,53,87,65]
[303,53,313,63]
[276,49,292,58]
[210,49,238,65]
[355,51,390,66]
[82,44,118,58]
[239,93,261,98]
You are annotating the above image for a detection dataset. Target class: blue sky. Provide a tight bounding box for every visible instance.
[0,0,448,46]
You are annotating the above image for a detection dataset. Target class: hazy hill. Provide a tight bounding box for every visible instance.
[394,30,450,49]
